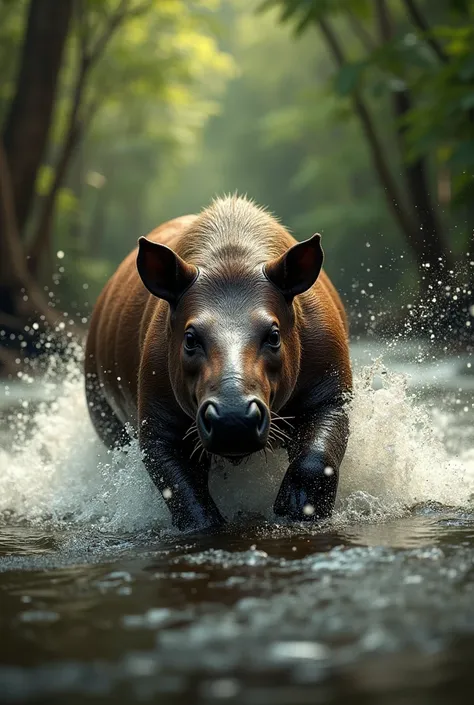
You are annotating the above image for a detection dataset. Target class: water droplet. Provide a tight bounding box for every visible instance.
[207,678,240,699]
[270,641,329,661]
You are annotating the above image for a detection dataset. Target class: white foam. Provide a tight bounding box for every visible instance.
[0,353,472,532]
[337,362,474,521]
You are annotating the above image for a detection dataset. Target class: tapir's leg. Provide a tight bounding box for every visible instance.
[140,433,225,533]
[86,376,129,450]
[273,404,349,521]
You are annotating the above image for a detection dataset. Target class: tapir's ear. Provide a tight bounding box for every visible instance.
[137,237,198,305]
[264,233,323,300]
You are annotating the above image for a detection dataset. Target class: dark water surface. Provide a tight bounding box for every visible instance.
[0,341,474,704]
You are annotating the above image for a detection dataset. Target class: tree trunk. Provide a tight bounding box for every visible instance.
[28,123,82,276]
[0,142,60,375]
[26,0,130,275]
[318,18,423,262]
[375,0,452,289]
[2,0,74,235]
[319,10,471,345]
[401,0,448,63]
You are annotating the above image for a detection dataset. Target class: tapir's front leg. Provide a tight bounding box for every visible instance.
[274,404,349,521]
[140,431,224,533]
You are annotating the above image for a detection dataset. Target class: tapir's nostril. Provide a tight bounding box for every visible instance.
[197,396,270,456]
[248,398,269,437]
[202,401,219,436]
[247,400,261,422]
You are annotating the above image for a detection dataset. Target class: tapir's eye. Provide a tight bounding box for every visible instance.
[184,331,199,351]
[266,327,281,349]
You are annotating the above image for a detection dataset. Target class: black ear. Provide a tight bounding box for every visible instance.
[137,237,198,305]
[264,233,323,300]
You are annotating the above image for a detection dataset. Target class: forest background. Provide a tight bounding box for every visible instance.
[0,0,473,374]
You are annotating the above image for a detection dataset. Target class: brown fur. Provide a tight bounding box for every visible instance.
[85,196,352,531]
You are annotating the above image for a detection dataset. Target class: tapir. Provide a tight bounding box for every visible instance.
[85,196,352,532]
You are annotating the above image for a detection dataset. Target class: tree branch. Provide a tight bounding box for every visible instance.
[87,0,152,65]
[318,17,423,257]
[375,0,451,274]
[87,0,130,66]
[27,58,87,275]
[0,140,28,282]
[0,141,58,327]
[76,0,90,60]
[27,0,148,274]
[401,0,448,63]
[347,10,377,53]
[2,0,74,234]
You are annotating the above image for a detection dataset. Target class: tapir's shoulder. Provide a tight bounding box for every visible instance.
[294,272,352,398]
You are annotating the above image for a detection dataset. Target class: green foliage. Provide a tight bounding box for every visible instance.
[0,0,28,118]
[3,0,471,320]
[334,60,367,95]
[165,0,405,304]
[71,0,234,269]
[264,0,474,212]
[260,0,372,22]
[5,0,233,305]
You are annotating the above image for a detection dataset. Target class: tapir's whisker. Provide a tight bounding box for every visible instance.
[271,413,295,430]
[183,429,197,442]
[183,423,198,441]
[190,439,204,460]
[270,422,290,436]
[258,446,271,461]
[268,425,291,446]
[269,425,292,443]
[268,428,278,442]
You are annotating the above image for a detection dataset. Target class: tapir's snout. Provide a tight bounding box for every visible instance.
[197,395,270,457]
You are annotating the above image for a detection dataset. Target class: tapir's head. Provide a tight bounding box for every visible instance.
[137,233,323,459]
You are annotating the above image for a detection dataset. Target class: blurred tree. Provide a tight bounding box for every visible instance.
[0,0,232,373]
[54,0,233,307]
[27,0,155,276]
[3,0,74,235]
[263,0,474,340]
[166,0,407,323]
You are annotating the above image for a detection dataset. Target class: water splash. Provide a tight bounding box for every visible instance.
[337,362,473,522]
[0,351,473,532]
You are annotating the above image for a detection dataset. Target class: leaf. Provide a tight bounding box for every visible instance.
[448,0,472,15]
[295,7,316,34]
[35,165,54,197]
[449,140,474,168]
[436,145,454,163]
[459,53,474,80]
[257,0,278,13]
[57,188,79,215]
[461,92,474,110]
[371,79,388,98]
[334,61,366,96]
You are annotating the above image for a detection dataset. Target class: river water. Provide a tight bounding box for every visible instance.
[0,340,473,704]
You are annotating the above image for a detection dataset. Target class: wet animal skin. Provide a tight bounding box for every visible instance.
[85,196,352,532]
